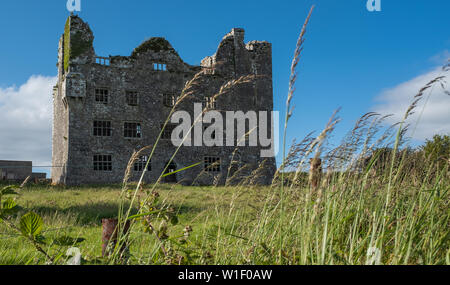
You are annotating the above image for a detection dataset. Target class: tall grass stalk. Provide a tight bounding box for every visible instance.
[279,5,314,263]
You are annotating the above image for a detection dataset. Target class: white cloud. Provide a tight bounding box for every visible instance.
[373,66,450,141]
[429,49,450,65]
[0,75,57,169]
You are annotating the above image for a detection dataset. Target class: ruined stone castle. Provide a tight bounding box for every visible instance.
[52,15,276,185]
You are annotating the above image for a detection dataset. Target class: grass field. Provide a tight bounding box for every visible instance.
[1,174,448,265]
[0,184,275,265]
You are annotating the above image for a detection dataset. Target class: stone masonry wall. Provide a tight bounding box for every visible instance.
[52,15,276,186]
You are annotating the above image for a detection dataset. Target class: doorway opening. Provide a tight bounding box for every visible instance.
[163,161,177,183]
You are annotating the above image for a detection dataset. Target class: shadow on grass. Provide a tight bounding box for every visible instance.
[28,202,138,226]
[173,204,205,216]
[27,202,207,226]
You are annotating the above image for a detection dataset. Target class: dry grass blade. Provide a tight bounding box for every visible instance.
[20,176,31,188]
[291,109,340,187]
[286,5,315,118]
[404,74,447,121]
[280,5,315,191]
[123,145,153,185]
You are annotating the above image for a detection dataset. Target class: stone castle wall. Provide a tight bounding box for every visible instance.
[52,15,276,186]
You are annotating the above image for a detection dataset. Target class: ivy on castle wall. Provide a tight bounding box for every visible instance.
[64,17,70,72]
[64,16,94,72]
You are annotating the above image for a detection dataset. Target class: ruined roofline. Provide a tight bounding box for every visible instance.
[63,15,271,72]
[131,37,179,58]
[221,28,272,48]
[63,15,190,67]
[201,28,272,69]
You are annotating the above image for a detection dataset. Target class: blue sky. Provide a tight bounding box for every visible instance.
[0,0,449,175]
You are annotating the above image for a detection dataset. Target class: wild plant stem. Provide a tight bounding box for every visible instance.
[279,6,315,263]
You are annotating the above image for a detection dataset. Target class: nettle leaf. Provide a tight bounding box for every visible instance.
[1,186,19,196]
[20,212,43,238]
[1,198,18,216]
[35,235,47,245]
[3,198,17,210]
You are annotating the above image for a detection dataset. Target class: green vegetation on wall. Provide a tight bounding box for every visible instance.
[63,16,94,72]
[64,17,70,72]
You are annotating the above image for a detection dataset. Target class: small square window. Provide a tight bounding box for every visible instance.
[163,93,176,107]
[204,156,221,172]
[96,57,110,66]
[126,91,138,106]
[153,63,167,71]
[124,122,142,138]
[203,96,216,109]
[93,155,112,171]
[95,88,109,104]
[93,120,112,137]
[134,155,151,172]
